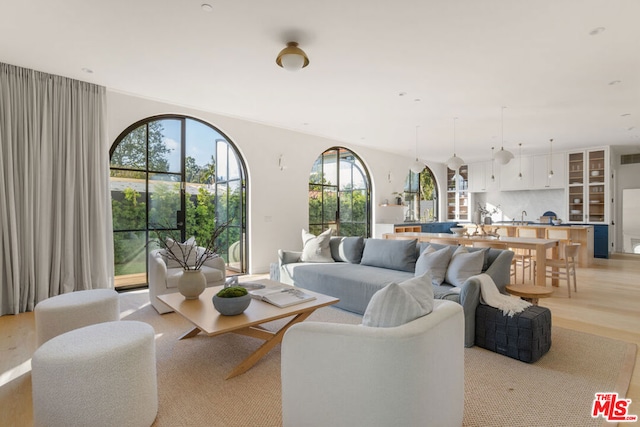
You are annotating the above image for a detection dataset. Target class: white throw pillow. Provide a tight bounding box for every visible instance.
[415,245,453,286]
[163,236,198,268]
[362,273,434,328]
[445,246,484,287]
[300,229,335,263]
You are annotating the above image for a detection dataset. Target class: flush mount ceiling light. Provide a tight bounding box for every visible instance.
[494,106,514,165]
[410,125,425,174]
[276,42,309,71]
[445,117,465,171]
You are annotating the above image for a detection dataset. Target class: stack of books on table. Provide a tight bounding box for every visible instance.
[246,284,316,308]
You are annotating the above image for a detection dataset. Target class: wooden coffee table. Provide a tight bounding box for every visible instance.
[158,279,339,379]
[506,284,553,306]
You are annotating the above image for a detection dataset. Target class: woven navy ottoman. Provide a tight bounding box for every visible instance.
[475,304,552,363]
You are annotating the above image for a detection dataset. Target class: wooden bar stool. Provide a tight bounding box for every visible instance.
[543,243,579,297]
[514,228,537,283]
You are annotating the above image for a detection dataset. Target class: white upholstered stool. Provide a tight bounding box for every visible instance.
[31,320,158,427]
[34,288,119,347]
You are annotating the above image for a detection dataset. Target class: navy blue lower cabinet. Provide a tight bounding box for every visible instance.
[593,225,608,259]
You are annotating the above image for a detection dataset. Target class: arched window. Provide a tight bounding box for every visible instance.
[403,167,439,222]
[309,147,371,237]
[109,115,247,289]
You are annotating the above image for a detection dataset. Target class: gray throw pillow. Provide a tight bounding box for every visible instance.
[360,238,417,272]
[329,236,365,263]
[300,229,335,263]
[415,245,453,286]
[362,273,434,327]
[445,246,484,287]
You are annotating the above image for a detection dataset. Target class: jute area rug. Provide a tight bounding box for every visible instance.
[120,290,636,427]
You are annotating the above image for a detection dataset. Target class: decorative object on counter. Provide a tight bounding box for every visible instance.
[392,192,403,205]
[471,203,502,237]
[450,227,466,237]
[552,219,562,225]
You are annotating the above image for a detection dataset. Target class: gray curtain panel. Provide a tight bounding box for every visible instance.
[0,63,114,315]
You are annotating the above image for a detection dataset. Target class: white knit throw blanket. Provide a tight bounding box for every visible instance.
[472,273,531,316]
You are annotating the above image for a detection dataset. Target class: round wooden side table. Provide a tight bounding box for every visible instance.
[506,284,553,306]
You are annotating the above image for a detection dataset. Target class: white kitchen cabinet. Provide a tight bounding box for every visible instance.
[468,161,500,193]
[567,148,609,224]
[533,152,566,189]
[446,165,470,221]
[499,155,533,191]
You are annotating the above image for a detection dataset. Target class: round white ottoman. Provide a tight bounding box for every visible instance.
[31,320,158,427]
[34,289,120,347]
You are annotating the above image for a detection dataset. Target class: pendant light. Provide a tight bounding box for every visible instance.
[410,125,425,173]
[491,147,496,182]
[517,143,523,180]
[548,138,555,178]
[445,117,465,171]
[494,106,514,165]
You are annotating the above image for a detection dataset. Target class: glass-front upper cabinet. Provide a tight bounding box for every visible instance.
[567,148,609,224]
[446,165,470,222]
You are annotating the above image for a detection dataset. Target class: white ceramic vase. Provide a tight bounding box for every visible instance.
[178,270,206,299]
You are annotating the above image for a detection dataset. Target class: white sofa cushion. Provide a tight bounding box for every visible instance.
[415,245,453,285]
[163,236,198,268]
[362,273,434,327]
[300,229,334,263]
[445,245,485,287]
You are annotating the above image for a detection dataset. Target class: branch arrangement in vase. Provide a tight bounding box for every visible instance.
[151,220,231,270]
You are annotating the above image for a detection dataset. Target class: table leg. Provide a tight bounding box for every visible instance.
[178,327,201,340]
[535,244,546,286]
[225,310,315,379]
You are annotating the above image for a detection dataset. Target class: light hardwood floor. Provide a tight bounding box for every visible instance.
[1,256,639,425]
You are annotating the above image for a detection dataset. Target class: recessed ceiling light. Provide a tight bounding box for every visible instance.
[201,3,213,12]
[621,113,631,117]
[81,67,93,74]
[414,98,421,102]
[628,127,636,131]
[398,92,406,97]
[589,27,606,36]
[608,80,622,85]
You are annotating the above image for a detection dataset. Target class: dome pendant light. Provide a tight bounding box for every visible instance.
[494,106,514,165]
[548,138,555,178]
[276,42,310,71]
[445,117,465,171]
[491,146,496,182]
[410,125,425,174]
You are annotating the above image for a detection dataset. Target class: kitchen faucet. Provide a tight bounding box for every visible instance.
[521,210,527,225]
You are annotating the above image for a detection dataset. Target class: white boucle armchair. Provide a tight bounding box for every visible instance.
[281,299,464,427]
[148,248,226,314]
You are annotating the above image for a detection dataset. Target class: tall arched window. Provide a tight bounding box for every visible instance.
[109,115,247,289]
[309,147,371,237]
[403,167,439,222]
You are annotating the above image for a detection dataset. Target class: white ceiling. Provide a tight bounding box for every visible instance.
[1,0,639,163]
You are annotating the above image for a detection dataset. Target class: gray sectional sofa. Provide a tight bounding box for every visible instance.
[278,237,514,347]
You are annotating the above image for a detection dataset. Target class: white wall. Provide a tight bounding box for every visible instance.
[107,90,444,273]
[473,189,565,223]
[612,147,640,253]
